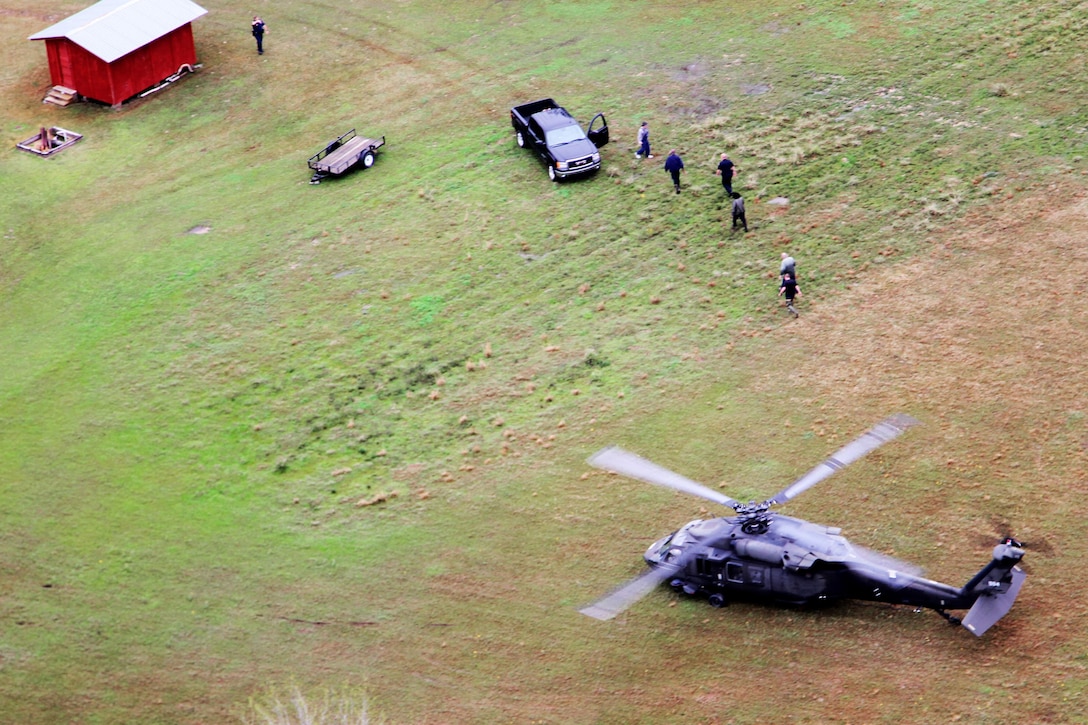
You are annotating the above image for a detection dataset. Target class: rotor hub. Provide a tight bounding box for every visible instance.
[734,500,774,533]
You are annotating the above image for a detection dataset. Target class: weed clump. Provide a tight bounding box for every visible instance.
[241,685,381,725]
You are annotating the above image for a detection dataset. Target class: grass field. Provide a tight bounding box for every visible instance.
[2,0,1087,722]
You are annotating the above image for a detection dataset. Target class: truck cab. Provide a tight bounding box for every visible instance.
[511,99,609,181]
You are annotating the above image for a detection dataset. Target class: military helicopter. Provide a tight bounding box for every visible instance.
[581,414,1026,636]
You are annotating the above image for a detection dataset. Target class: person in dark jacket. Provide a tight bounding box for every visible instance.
[731,192,748,232]
[664,149,684,193]
[716,152,737,195]
[251,16,266,54]
[778,272,802,317]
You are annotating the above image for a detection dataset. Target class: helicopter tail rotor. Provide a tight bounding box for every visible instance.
[959,540,1027,636]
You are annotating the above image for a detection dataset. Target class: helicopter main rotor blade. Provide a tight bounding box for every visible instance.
[766,414,921,506]
[846,542,925,578]
[580,562,684,621]
[587,446,740,510]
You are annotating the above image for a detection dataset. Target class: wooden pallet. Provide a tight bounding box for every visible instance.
[43,85,78,107]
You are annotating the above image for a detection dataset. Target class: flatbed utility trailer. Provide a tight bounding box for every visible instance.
[308,129,385,184]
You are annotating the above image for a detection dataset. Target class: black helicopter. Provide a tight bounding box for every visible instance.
[581,414,1026,636]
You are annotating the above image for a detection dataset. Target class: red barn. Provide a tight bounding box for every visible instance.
[29,0,208,107]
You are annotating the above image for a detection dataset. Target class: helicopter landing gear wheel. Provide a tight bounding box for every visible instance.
[708,593,726,608]
[669,579,684,592]
[936,609,962,626]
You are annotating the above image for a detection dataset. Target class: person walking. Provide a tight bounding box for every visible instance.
[780,252,796,280]
[716,152,737,195]
[778,272,802,317]
[731,192,748,232]
[664,149,684,194]
[251,16,266,54]
[635,122,653,159]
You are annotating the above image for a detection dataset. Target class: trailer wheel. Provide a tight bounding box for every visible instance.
[548,165,557,182]
[516,131,525,148]
[362,151,376,168]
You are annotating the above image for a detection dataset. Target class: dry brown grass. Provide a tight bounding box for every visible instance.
[718,179,1088,721]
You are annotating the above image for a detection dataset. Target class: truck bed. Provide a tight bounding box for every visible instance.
[511,98,558,125]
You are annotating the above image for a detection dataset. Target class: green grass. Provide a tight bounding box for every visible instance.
[3,0,1088,722]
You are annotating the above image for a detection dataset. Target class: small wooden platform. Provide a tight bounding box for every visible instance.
[43,85,78,107]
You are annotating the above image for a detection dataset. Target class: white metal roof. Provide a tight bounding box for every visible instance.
[28,0,207,63]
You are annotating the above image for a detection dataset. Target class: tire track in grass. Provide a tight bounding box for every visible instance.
[279,1,539,120]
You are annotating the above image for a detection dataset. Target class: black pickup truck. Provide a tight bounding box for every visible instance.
[510,98,609,181]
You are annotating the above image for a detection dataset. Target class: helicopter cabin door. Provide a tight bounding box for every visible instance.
[726,561,767,588]
[694,551,729,583]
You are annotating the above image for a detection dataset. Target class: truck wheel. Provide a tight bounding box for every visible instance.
[516,131,525,148]
[548,165,558,182]
[362,151,375,168]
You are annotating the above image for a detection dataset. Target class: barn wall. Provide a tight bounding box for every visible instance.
[44,24,197,106]
[43,38,66,86]
[106,24,198,104]
[44,38,112,99]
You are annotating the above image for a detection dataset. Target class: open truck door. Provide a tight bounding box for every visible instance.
[587,113,609,147]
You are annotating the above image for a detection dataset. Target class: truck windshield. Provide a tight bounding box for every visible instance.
[545,125,587,146]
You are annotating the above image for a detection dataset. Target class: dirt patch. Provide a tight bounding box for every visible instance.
[640,57,740,119]
[671,62,709,81]
[761,21,794,37]
[739,178,1088,629]
[754,181,1086,423]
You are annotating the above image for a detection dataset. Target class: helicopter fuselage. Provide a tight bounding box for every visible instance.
[646,515,1014,613]
[582,417,1026,634]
